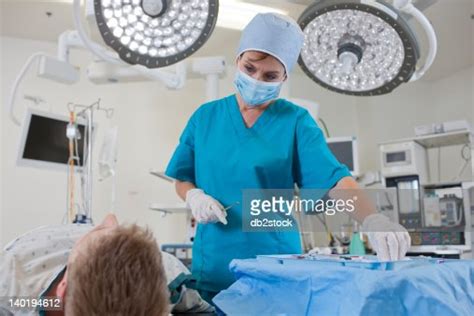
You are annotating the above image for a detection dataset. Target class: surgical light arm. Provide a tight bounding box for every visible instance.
[73,0,185,88]
[8,53,46,126]
[393,0,438,81]
[60,29,187,87]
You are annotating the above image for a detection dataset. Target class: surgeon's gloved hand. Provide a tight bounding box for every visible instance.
[186,189,228,225]
[362,213,411,261]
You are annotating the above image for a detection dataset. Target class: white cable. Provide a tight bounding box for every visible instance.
[7,52,46,126]
[452,159,470,181]
[455,200,463,226]
[81,116,89,216]
[111,174,116,214]
[400,3,438,82]
[65,156,71,224]
[451,145,472,181]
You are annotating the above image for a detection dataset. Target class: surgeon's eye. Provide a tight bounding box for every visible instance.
[265,74,278,81]
[244,64,255,74]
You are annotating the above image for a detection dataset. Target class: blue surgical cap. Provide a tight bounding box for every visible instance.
[237,13,305,74]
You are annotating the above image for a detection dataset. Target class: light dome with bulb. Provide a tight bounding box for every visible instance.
[297,0,424,96]
[94,0,219,68]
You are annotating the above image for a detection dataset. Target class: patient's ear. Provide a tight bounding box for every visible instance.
[56,273,67,299]
[102,213,118,228]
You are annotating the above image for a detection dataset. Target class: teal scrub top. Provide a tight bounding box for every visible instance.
[165,94,351,293]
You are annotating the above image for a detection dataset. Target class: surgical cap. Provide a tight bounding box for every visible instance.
[237,13,305,74]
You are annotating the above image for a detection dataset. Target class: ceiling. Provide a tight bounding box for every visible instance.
[1,0,473,81]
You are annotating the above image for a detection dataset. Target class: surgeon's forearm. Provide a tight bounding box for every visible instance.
[175,180,197,201]
[330,177,376,223]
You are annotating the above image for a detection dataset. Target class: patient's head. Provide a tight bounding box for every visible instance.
[57,214,169,316]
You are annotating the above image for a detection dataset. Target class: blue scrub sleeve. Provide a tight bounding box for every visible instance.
[294,110,352,189]
[165,112,197,183]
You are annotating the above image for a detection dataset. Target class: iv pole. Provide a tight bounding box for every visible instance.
[68,98,113,223]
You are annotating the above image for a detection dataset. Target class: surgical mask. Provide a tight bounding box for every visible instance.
[233,69,283,107]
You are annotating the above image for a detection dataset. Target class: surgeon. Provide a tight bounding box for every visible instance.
[165,13,411,302]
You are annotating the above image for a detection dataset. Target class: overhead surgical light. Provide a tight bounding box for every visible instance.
[297,0,437,96]
[94,0,219,68]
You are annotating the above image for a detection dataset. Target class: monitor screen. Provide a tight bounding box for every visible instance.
[386,151,407,163]
[19,111,87,170]
[326,137,358,175]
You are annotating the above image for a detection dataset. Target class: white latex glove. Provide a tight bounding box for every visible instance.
[185,189,227,225]
[362,213,411,261]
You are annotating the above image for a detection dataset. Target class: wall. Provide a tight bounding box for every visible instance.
[354,66,474,182]
[428,66,474,182]
[0,36,357,247]
[290,64,473,183]
[0,39,3,247]
[0,36,194,247]
[1,36,473,248]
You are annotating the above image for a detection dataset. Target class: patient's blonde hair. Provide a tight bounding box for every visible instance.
[66,225,169,316]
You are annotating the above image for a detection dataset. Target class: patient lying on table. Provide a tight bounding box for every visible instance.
[0,214,214,315]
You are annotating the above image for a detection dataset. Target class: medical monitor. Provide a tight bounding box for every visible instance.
[17,109,88,171]
[326,136,360,176]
